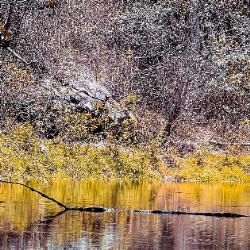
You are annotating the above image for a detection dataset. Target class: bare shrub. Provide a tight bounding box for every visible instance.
[1,0,250,148]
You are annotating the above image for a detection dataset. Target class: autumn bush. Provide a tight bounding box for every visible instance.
[0,122,250,182]
[0,122,172,181]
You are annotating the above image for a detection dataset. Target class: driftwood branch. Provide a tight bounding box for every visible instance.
[0,180,68,209]
[0,180,248,218]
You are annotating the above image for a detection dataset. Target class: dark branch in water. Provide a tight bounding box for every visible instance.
[39,207,110,224]
[0,180,68,210]
[0,180,248,219]
[133,210,248,217]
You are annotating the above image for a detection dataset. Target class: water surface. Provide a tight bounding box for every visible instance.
[0,180,250,249]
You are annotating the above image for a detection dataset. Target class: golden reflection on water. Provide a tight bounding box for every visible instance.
[0,180,250,249]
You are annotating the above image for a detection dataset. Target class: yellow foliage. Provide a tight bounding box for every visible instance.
[120,92,137,109]
[5,30,11,41]
[49,0,55,8]
[1,122,250,182]
[0,22,5,34]
[176,154,250,182]
[0,123,170,181]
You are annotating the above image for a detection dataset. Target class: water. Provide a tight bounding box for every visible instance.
[0,180,250,249]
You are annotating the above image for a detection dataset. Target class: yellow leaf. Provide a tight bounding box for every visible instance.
[0,23,5,34]
[5,30,11,41]
[49,0,55,8]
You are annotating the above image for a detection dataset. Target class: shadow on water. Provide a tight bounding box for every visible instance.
[1,180,250,249]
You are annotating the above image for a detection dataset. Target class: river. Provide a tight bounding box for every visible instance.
[0,180,250,249]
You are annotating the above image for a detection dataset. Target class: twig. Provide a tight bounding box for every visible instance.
[7,47,30,65]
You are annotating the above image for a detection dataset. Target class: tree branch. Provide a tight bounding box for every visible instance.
[7,47,29,65]
[0,180,68,210]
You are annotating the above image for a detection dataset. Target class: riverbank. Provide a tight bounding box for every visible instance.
[0,123,250,182]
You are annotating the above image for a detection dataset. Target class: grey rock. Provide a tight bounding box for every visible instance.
[52,79,131,122]
[12,77,134,135]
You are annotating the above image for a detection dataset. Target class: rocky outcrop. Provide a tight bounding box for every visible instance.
[12,77,134,138]
[49,79,133,122]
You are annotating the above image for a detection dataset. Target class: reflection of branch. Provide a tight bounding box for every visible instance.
[135,210,249,218]
[122,209,248,217]
[39,210,67,224]
[0,180,248,218]
[39,207,112,225]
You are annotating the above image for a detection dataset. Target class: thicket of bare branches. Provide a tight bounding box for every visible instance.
[1,0,250,146]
